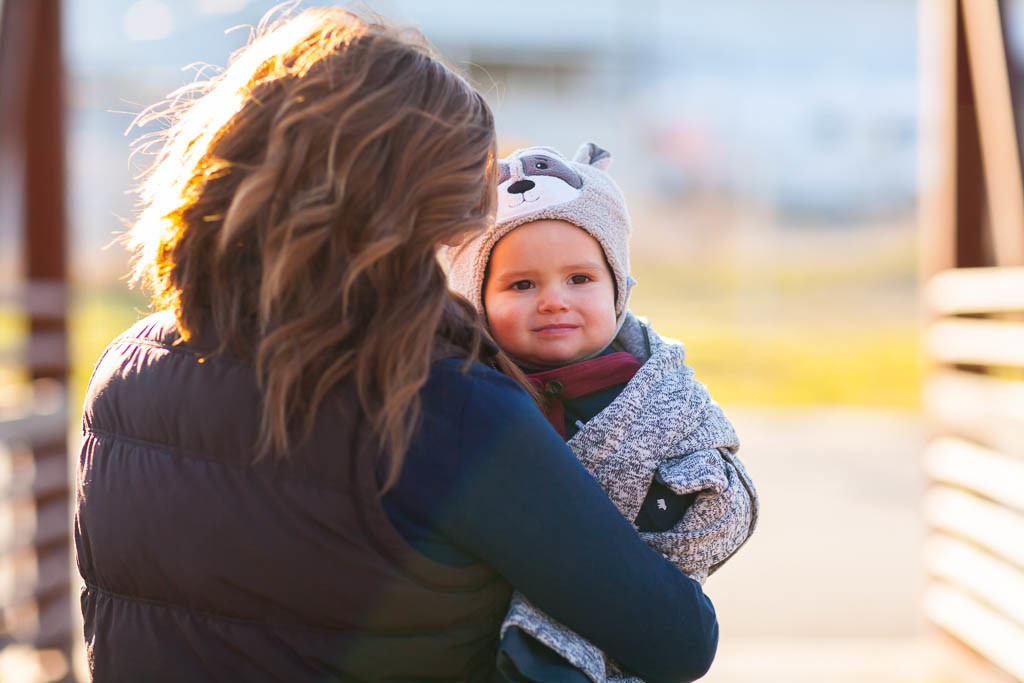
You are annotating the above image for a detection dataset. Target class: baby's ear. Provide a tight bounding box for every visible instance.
[573,142,612,170]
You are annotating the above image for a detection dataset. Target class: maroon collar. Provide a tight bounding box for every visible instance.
[526,352,642,438]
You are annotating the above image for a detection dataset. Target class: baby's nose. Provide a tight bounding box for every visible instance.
[507,179,535,195]
[538,289,569,312]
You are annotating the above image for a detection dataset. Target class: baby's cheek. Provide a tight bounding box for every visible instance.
[484,306,517,346]
[592,306,618,348]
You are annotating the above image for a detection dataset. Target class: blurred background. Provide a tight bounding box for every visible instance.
[1,0,1022,681]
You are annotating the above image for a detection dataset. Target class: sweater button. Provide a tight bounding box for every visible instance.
[544,380,563,397]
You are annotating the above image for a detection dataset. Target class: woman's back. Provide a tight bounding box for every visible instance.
[78,311,512,681]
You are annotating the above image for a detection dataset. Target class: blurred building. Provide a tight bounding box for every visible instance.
[58,0,919,283]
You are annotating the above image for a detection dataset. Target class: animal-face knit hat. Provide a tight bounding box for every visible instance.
[445,142,635,329]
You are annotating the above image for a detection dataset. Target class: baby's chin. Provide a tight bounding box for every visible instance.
[516,343,611,369]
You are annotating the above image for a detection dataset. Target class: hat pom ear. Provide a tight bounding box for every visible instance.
[573,142,612,170]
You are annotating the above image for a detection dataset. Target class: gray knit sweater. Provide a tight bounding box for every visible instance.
[500,313,759,682]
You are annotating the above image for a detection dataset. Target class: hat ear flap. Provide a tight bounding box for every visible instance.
[573,142,612,170]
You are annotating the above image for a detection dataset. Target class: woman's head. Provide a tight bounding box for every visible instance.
[126,7,497,486]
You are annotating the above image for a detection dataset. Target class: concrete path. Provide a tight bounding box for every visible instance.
[700,407,932,681]
[704,407,926,638]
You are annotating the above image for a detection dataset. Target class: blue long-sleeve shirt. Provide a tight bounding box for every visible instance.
[382,358,718,682]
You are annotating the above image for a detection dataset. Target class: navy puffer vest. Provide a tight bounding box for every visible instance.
[76,311,512,682]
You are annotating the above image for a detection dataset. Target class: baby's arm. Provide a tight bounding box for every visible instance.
[635,479,697,531]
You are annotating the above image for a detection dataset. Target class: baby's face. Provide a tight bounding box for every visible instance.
[484,219,617,367]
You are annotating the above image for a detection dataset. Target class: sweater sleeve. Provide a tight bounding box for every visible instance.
[436,365,719,683]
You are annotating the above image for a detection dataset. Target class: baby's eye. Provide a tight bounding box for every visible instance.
[569,274,592,285]
[511,280,534,291]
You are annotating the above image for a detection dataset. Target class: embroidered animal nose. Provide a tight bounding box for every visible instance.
[507,179,535,194]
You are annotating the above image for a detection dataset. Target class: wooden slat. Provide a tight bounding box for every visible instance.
[2,586,73,650]
[0,449,69,502]
[924,318,1024,367]
[924,370,1024,455]
[0,331,68,370]
[960,0,1024,266]
[0,498,36,557]
[925,436,1024,512]
[33,591,72,649]
[0,443,13,494]
[31,497,69,552]
[925,266,1024,314]
[0,495,68,558]
[925,581,1024,680]
[924,485,1024,569]
[0,281,67,319]
[1,547,71,614]
[34,547,70,603]
[0,549,40,608]
[0,405,66,445]
[3,593,39,642]
[929,627,1023,683]
[926,534,1024,627]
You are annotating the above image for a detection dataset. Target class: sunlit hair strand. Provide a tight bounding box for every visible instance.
[125,7,507,490]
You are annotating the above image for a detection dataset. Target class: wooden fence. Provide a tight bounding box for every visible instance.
[0,1,74,681]
[920,1,1024,680]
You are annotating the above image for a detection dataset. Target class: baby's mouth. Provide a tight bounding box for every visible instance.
[534,324,578,336]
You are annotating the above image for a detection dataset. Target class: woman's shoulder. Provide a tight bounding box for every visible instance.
[86,311,185,394]
[422,358,551,453]
[429,358,535,411]
[108,310,182,348]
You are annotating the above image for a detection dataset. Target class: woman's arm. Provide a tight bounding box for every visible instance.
[436,365,718,682]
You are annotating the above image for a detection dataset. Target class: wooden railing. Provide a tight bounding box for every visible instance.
[0,289,72,682]
[0,1,74,680]
[919,0,1024,678]
[922,267,1024,681]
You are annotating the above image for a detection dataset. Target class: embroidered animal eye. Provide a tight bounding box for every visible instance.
[535,161,548,169]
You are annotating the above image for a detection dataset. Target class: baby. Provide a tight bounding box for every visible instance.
[446,143,759,681]
[479,192,690,529]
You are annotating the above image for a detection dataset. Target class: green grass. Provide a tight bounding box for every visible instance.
[0,309,28,391]
[625,240,922,411]
[68,287,151,408]
[649,318,922,410]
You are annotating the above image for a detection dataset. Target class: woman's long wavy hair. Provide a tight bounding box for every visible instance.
[126,7,521,490]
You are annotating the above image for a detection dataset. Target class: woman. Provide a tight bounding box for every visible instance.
[76,8,718,682]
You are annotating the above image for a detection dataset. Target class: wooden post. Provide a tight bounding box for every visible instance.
[918,0,959,279]
[0,0,73,680]
[961,0,1024,266]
